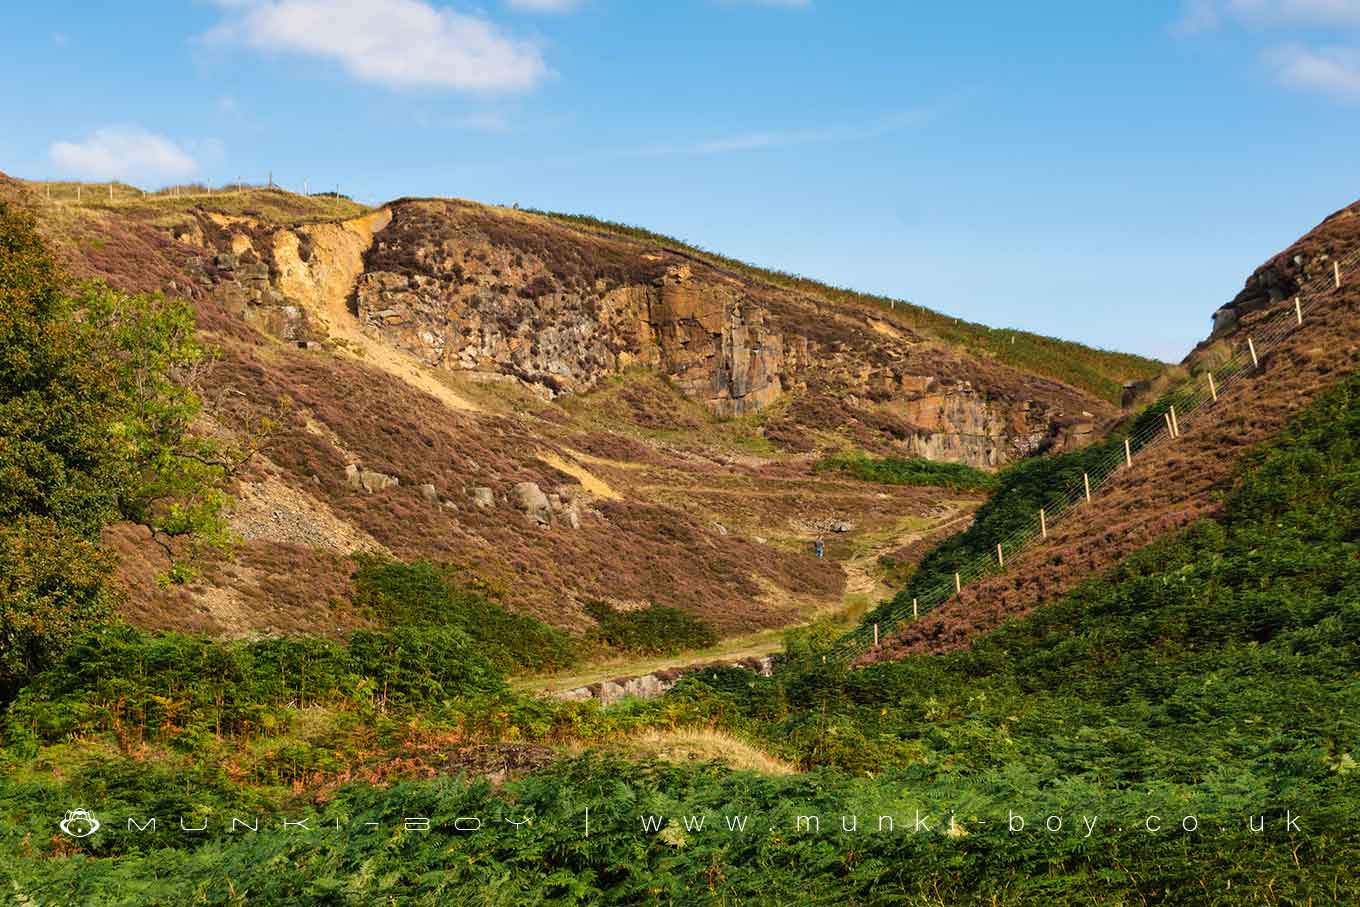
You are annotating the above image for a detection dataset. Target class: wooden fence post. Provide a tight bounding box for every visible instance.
[1169,405,1180,438]
[954,573,962,595]
[997,543,1004,568]
[1164,411,1174,435]
[1295,297,1303,325]
[1335,260,1341,289]
[1248,337,1259,368]
[1125,437,1133,467]
[1208,372,1218,401]
[873,623,879,646]
[1083,472,1092,502]
[1039,507,1047,538]
[912,598,918,618]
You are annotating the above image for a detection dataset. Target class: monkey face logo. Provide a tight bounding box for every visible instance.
[59,808,100,838]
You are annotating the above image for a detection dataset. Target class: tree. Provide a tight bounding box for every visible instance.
[0,198,243,697]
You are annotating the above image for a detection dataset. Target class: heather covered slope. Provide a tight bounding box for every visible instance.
[866,200,1360,660]
[0,172,1156,641]
[5,351,1358,906]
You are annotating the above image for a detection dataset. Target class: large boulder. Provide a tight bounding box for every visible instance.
[345,464,400,494]
[510,482,552,525]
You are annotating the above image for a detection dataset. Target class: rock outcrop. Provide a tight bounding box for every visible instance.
[157,197,1119,469]
[345,464,399,493]
[555,656,776,705]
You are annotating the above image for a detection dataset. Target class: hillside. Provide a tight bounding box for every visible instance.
[864,200,1360,659]
[0,173,1160,643]
[5,309,1358,905]
[5,171,1360,904]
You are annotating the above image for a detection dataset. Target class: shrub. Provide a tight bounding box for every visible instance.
[815,451,998,492]
[584,600,718,656]
[352,556,578,673]
[3,624,506,750]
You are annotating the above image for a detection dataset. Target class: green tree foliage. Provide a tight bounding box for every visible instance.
[815,450,999,492]
[0,518,120,701]
[0,200,237,697]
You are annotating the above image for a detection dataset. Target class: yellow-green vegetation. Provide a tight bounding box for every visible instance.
[24,180,369,226]
[816,450,1000,492]
[2,370,1359,903]
[531,209,1166,403]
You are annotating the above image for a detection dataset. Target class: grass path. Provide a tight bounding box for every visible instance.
[516,497,976,695]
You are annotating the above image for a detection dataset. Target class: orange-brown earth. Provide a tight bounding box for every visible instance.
[867,201,1360,661]
[1,172,1150,643]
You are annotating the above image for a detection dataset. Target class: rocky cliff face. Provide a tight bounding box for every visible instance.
[350,202,789,416]
[152,197,1112,468]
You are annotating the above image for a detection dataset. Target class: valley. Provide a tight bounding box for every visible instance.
[3,171,1358,905]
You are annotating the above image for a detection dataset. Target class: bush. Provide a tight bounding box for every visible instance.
[352,556,578,673]
[3,624,506,750]
[584,600,718,656]
[815,451,998,492]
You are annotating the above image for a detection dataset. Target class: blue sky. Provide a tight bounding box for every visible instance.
[4,1,1360,361]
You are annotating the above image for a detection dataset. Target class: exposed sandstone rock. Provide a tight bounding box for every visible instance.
[419,483,439,505]
[471,486,496,510]
[172,198,1118,469]
[554,655,776,704]
[510,481,551,525]
[345,465,399,494]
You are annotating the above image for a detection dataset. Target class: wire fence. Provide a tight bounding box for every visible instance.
[35,178,359,205]
[831,242,1360,659]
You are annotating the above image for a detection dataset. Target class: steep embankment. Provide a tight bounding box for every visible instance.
[3,172,1154,642]
[869,201,1360,659]
[351,198,1131,467]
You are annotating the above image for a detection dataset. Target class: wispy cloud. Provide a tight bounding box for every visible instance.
[205,0,551,93]
[1175,0,1360,32]
[539,108,935,167]
[49,127,198,182]
[413,110,514,133]
[505,0,582,12]
[632,111,928,157]
[719,0,812,7]
[1175,0,1360,99]
[1266,43,1360,97]
[1172,0,1221,36]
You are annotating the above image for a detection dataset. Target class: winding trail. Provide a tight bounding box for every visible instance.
[519,498,976,700]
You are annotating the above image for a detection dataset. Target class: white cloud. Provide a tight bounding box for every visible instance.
[1172,0,1221,35]
[49,127,198,182]
[207,0,550,93]
[541,108,934,167]
[1175,0,1360,99]
[1228,0,1360,25]
[1266,43,1360,97]
[505,0,581,11]
[1176,0,1360,32]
